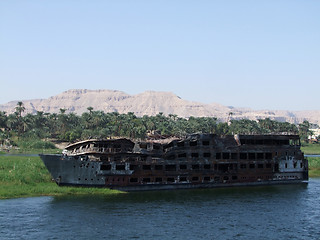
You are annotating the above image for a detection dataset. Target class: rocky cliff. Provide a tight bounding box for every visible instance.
[1,89,319,124]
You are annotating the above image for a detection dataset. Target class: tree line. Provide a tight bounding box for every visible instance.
[0,102,314,143]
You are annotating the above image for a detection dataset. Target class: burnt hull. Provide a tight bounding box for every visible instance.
[39,134,308,191]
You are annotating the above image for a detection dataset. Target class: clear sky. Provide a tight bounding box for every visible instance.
[0,0,319,111]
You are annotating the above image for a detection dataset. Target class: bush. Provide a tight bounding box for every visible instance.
[17,139,56,150]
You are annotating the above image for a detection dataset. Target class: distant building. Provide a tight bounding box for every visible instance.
[308,128,320,142]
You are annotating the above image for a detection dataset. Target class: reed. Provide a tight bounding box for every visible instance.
[0,156,121,199]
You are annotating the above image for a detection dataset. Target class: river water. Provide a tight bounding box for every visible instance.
[1,179,320,240]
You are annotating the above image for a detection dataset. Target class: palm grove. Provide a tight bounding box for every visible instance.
[0,102,314,147]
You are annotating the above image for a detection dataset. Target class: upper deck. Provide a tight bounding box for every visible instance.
[63,134,302,157]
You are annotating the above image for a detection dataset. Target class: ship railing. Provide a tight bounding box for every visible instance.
[68,147,134,155]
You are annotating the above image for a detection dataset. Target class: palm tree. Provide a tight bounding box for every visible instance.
[0,111,8,130]
[87,106,94,114]
[15,102,25,118]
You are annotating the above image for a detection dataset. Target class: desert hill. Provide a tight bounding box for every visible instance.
[0,89,319,125]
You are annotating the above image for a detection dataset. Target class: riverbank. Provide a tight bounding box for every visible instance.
[301,144,320,155]
[307,157,320,178]
[0,156,121,199]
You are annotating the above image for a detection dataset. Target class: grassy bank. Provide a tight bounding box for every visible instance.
[301,143,320,155]
[0,156,121,199]
[307,157,320,178]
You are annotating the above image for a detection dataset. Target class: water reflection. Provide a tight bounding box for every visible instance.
[52,183,309,204]
[0,180,318,240]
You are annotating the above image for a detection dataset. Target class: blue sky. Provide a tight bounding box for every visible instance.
[0,0,319,111]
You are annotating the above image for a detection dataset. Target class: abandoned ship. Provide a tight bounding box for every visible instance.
[40,134,308,191]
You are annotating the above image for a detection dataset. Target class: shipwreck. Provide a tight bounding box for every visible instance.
[40,134,308,191]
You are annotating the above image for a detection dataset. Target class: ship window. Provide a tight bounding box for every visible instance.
[177,141,185,147]
[130,165,138,170]
[165,165,176,171]
[100,164,111,170]
[192,176,199,181]
[223,152,230,159]
[275,163,279,171]
[167,155,176,160]
[240,164,246,169]
[214,164,217,170]
[265,139,272,145]
[191,153,199,158]
[100,156,108,161]
[218,164,229,172]
[140,143,147,149]
[155,165,163,170]
[249,164,255,169]
[257,153,264,159]
[153,144,160,150]
[192,164,200,170]
[248,153,255,159]
[258,164,264,169]
[203,176,210,181]
[231,153,238,159]
[285,163,288,168]
[266,163,272,168]
[114,156,121,161]
[232,176,238,180]
[167,177,175,182]
[116,165,125,170]
[190,141,197,146]
[178,153,187,158]
[216,153,221,159]
[214,176,220,181]
[202,141,210,146]
[300,163,303,168]
[204,164,211,170]
[143,178,150,183]
[240,153,247,160]
[143,165,151,170]
[265,153,272,159]
[204,152,211,157]
[293,162,297,168]
[155,177,162,182]
[180,164,187,170]
[179,177,187,182]
[223,176,229,180]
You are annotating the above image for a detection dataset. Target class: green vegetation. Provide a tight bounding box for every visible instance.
[307,157,320,178]
[1,102,315,148]
[0,156,121,199]
[301,143,320,155]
